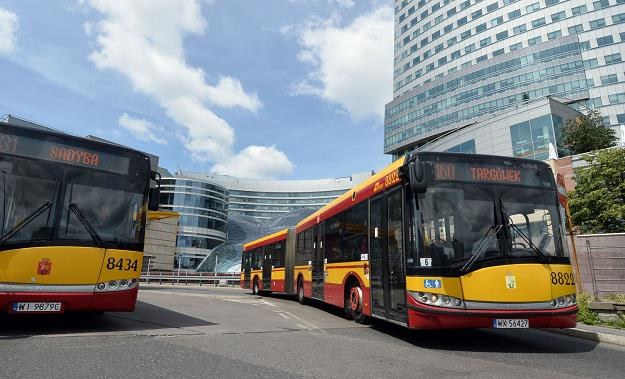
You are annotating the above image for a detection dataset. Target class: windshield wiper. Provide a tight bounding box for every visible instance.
[0,201,53,244]
[461,224,503,273]
[507,221,547,261]
[69,202,104,247]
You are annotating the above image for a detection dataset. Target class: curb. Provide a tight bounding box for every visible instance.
[546,327,625,347]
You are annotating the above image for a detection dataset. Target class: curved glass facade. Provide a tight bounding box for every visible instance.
[159,177,228,269]
[387,0,625,156]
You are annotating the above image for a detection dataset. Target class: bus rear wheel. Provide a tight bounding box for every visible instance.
[349,284,366,324]
[297,278,306,305]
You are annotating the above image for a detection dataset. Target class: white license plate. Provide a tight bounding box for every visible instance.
[12,302,62,313]
[492,319,529,328]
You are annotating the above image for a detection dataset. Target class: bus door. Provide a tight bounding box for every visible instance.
[243,253,251,288]
[262,246,272,290]
[369,188,407,323]
[312,222,325,300]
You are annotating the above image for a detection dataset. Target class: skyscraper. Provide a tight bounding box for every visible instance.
[385,0,625,158]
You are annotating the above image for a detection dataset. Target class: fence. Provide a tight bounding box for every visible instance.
[573,233,625,297]
[140,271,240,287]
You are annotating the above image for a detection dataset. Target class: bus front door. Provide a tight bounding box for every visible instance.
[262,246,272,291]
[369,189,407,323]
[312,223,325,300]
[243,254,251,289]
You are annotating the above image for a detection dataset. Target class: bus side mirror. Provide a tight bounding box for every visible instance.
[148,187,160,211]
[408,160,426,194]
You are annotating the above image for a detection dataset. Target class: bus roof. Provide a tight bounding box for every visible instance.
[243,228,289,251]
[296,156,406,233]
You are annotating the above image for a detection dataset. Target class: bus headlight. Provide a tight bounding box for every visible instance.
[552,294,577,308]
[410,291,464,309]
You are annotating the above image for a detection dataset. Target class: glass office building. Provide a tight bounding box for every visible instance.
[386,0,625,157]
[158,176,229,269]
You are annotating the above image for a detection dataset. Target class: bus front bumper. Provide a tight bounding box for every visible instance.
[0,287,138,314]
[406,303,578,329]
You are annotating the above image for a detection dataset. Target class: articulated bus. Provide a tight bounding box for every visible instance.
[0,122,159,314]
[242,152,578,329]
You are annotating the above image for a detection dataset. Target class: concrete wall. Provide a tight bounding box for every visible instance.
[144,215,179,271]
[571,233,625,296]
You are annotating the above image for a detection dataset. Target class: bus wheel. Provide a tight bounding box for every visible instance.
[253,279,260,296]
[297,278,306,305]
[349,284,366,324]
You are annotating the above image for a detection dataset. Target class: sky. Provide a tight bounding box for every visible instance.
[0,0,394,180]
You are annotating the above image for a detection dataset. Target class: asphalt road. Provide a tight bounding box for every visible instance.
[1,285,624,378]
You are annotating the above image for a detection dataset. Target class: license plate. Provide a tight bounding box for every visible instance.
[492,319,529,328]
[12,302,62,313]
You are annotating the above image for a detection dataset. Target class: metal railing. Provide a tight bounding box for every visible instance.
[140,272,240,287]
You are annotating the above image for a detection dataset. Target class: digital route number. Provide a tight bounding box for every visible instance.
[551,272,575,285]
[106,258,138,272]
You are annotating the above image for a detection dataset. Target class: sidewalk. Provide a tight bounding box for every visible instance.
[548,323,625,347]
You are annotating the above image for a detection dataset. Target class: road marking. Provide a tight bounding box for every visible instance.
[277,312,290,319]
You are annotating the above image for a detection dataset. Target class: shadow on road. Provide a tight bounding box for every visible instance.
[369,319,599,353]
[0,301,215,338]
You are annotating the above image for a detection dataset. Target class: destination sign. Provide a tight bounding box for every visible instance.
[0,130,130,175]
[429,159,546,187]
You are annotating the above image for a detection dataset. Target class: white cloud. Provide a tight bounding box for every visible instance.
[86,0,290,178]
[119,113,168,145]
[0,7,19,54]
[291,6,393,120]
[332,0,355,8]
[210,145,294,180]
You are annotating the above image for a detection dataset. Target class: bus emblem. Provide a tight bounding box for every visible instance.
[505,274,516,289]
[37,259,52,275]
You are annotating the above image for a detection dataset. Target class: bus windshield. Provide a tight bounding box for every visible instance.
[0,155,146,250]
[407,183,567,274]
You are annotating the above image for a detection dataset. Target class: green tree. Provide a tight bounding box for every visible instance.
[562,109,618,155]
[569,148,625,234]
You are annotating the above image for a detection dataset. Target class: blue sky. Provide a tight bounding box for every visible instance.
[0,0,394,179]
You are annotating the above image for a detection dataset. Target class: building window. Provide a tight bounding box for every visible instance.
[568,24,584,34]
[593,0,609,10]
[493,48,505,57]
[532,18,546,28]
[444,24,453,33]
[476,23,487,33]
[608,93,625,104]
[584,58,599,68]
[528,36,542,45]
[551,11,565,22]
[547,30,562,40]
[613,13,625,24]
[597,36,614,47]
[472,9,483,19]
[457,16,468,26]
[491,16,504,27]
[465,44,475,53]
[601,74,619,85]
[526,3,540,12]
[461,30,472,39]
[513,24,527,34]
[446,139,476,154]
[617,113,625,123]
[509,42,523,51]
[545,0,560,5]
[476,54,488,62]
[480,37,492,47]
[435,43,444,52]
[496,30,509,41]
[605,53,623,64]
[589,18,606,30]
[451,50,461,59]
[571,5,587,16]
[487,2,499,12]
[448,36,457,46]
[508,9,521,19]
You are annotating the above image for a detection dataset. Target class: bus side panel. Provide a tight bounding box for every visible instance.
[270,268,285,292]
[324,262,370,311]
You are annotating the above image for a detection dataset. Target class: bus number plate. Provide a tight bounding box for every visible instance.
[12,302,62,313]
[493,319,528,328]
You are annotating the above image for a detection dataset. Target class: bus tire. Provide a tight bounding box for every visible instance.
[297,278,306,305]
[253,278,260,296]
[348,283,366,324]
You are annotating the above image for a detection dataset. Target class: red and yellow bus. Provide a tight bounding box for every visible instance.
[242,152,578,329]
[0,122,159,314]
